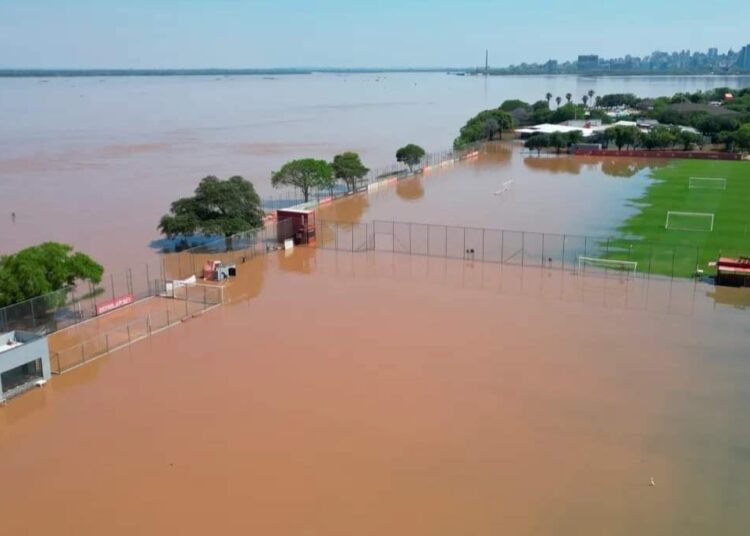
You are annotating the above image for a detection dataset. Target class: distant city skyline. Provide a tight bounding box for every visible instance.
[0,0,749,69]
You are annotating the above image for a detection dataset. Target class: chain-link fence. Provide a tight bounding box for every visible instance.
[163,219,293,280]
[316,218,729,280]
[0,259,165,336]
[49,282,224,374]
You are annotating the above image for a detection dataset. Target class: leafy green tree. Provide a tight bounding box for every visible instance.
[605,125,640,150]
[641,126,676,150]
[549,132,567,154]
[566,130,584,148]
[549,103,584,123]
[0,243,103,306]
[597,93,640,108]
[499,99,530,112]
[734,124,750,151]
[524,133,550,155]
[332,152,369,192]
[396,144,427,170]
[530,100,552,124]
[454,108,514,148]
[271,159,333,202]
[159,176,264,243]
[678,130,703,150]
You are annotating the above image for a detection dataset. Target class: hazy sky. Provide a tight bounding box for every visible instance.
[1,0,748,69]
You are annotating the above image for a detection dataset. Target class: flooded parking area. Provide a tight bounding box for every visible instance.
[2,247,749,535]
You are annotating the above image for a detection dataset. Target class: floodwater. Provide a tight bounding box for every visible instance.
[318,144,668,237]
[2,73,750,270]
[2,247,750,535]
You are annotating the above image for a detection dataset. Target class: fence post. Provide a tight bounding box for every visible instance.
[521,232,525,267]
[481,228,485,262]
[30,298,36,328]
[147,315,152,336]
[106,334,110,353]
[501,230,505,263]
[445,225,448,257]
[204,286,207,306]
[166,308,170,326]
[541,233,545,267]
[81,343,85,364]
[561,235,566,270]
[110,274,116,301]
[127,325,131,344]
[671,248,676,279]
[146,263,151,296]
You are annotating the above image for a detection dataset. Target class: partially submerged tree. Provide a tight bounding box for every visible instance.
[549,132,567,154]
[271,159,334,202]
[158,175,264,247]
[524,133,550,156]
[332,152,369,192]
[396,144,426,171]
[453,108,514,149]
[0,242,103,306]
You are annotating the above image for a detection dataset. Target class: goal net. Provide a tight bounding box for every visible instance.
[688,177,726,190]
[578,256,637,275]
[665,211,714,232]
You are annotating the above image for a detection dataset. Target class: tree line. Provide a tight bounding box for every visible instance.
[158,144,426,242]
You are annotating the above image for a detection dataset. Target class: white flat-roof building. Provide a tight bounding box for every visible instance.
[1,331,51,401]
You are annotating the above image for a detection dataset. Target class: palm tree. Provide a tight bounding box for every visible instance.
[565,93,572,104]
[582,95,589,107]
[545,92,553,106]
[555,96,562,108]
[588,89,595,106]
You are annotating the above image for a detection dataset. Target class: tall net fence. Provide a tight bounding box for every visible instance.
[0,259,165,336]
[164,219,293,280]
[49,290,222,374]
[316,219,716,280]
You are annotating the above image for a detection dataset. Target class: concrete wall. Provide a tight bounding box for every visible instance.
[0,330,51,394]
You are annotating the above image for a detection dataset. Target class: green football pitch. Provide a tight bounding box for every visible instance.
[604,159,750,278]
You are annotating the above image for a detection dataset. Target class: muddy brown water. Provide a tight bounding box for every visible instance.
[2,248,749,535]
[3,73,750,270]
[318,145,668,237]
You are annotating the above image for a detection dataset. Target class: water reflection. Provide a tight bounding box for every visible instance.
[705,286,750,310]
[523,155,586,175]
[600,157,668,178]
[395,177,424,201]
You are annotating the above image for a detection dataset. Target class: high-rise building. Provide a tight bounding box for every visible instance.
[708,47,718,58]
[577,55,599,71]
[737,45,750,70]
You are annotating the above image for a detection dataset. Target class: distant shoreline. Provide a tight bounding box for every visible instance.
[0,68,458,78]
[2,68,750,79]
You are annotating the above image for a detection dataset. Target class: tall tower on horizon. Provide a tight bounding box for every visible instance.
[485,49,489,75]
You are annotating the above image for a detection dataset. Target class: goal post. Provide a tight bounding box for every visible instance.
[665,211,714,232]
[578,256,638,275]
[688,177,726,190]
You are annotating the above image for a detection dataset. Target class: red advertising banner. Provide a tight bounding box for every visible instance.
[96,293,134,315]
